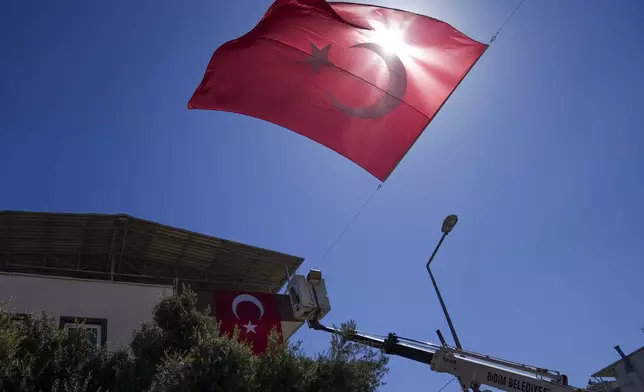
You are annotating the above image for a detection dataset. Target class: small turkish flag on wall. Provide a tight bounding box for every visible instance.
[214,291,282,355]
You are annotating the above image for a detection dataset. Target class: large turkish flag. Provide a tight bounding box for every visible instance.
[189,0,487,181]
[214,291,283,355]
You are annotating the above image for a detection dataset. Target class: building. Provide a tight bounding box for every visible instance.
[0,211,304,350]
[589,345,644,392]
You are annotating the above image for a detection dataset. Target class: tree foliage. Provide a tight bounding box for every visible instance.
[0,287,388,392]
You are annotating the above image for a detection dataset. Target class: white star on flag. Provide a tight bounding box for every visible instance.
[243,321,257,333]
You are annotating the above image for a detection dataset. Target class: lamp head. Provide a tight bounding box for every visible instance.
[442,215,458,234]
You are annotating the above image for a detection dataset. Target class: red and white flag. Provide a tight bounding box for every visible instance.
[189,0,487,181]
[214,291,282,355]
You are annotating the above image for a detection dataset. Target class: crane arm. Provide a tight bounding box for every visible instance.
[309,318,585,392]
[288,269,586,392]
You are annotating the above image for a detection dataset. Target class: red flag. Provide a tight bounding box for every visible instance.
[189,0,487,181]
[214,291,282,355]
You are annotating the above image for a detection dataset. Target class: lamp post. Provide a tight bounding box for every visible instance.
[425,215,462,349]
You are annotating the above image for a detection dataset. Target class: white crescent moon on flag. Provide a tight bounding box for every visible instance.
[329,42,408,119]
[232,294,264,320]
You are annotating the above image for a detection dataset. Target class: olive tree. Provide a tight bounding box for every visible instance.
[0,287,388,392]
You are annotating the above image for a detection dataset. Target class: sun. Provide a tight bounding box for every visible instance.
[372,26,406,53]
[368,22,415,60]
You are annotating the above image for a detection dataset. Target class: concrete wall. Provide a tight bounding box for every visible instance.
[0,272,172,350]
[0,272,303,350]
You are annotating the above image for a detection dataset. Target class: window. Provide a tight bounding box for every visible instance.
[59,316,107,347]
[10,313,28,328]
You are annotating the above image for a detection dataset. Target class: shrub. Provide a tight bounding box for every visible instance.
[0,288,388,392]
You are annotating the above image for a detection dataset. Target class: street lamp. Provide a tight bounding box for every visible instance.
[425,215,462,349]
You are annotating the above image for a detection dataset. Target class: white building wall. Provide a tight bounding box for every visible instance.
[615,349,644,392]
[0,272,173,350]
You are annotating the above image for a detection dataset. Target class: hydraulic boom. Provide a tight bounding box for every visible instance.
[309,319,583,392]
[289,269,587,392]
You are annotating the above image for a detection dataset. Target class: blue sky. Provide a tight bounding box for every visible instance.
[1,0,643,390]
